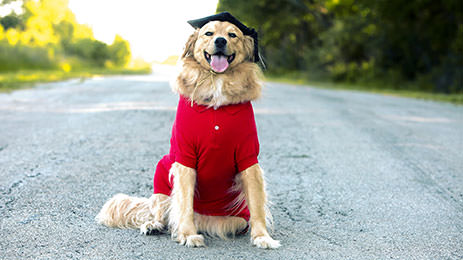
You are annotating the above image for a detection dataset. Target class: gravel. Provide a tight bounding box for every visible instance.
[1,70,462,259]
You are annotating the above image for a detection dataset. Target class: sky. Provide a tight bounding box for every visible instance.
[0,1,22,16]
[68,0,219,62]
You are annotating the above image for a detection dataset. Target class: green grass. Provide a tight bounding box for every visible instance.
[0,67,152,92]
[266,74,463,105]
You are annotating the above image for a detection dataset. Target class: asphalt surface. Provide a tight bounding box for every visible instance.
[0,68,462,259]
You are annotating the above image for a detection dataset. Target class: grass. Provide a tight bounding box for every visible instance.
[0,67,152,92]
[266,74,463,105]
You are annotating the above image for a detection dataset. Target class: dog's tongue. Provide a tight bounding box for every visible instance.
[211,55,229,73]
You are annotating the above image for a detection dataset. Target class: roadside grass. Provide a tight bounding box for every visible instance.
[266,74,463,105]
[0,67,152,92]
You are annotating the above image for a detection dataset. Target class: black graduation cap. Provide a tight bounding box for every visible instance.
[187,12,260,63]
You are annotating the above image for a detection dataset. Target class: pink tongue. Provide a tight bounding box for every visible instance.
[210,55,229,73]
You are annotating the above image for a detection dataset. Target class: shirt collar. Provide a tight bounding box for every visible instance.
[223,102,250,115]
[180,95,250,114]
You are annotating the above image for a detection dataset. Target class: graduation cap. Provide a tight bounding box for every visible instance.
[187,12,260,63]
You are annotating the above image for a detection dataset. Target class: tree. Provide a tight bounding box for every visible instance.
[0,12,24,30]
[0,0,137,70]
[217,0,462,93]
[109,35,130,67]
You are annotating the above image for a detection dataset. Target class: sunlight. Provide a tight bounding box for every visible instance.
[0,1,22,16]
[68,0,218,62]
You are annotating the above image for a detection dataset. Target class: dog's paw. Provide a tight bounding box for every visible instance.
[140,221,165,235]
[252,235,281,249]
[177,234,206,248]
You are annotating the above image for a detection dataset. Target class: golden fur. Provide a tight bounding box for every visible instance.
[173,21,263,108]
[96,21,280,249]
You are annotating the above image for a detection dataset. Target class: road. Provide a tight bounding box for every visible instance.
[0,68,462,259]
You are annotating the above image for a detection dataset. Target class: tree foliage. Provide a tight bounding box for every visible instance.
[0,12,24,30]
[218,0,462,93]
[109,35,131,67]
[0,0,132,71]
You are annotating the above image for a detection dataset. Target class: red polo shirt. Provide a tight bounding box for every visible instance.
[153,95,260,221]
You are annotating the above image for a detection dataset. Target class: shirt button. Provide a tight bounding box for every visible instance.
[214,125,219,130]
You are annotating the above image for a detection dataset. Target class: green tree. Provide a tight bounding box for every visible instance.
[54,20,74,47]
[0,0,137,70]
[0,12,24,30]
[217,0,462,93]
[66,38,110,66]
[109,35,130,67]
[218,0,330,71]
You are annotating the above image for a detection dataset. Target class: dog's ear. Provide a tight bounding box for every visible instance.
[182,30,199,59]
[243,35,255,62]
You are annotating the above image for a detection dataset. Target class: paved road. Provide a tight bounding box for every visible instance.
[1,69,462,259]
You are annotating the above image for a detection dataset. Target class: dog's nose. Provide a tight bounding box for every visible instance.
[214,37,227,49]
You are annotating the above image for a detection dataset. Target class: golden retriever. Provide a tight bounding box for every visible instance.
[96,16,280,249]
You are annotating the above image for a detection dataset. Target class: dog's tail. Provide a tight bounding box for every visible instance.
[96,193,154,229]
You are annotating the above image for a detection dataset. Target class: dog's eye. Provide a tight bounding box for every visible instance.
[228,32,237,38]
[205,32,213,36]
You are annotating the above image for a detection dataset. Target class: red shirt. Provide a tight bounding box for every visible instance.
[153,95,260,221]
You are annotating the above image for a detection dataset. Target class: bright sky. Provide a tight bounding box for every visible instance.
[0,1,22,16]
[68,0,218,62]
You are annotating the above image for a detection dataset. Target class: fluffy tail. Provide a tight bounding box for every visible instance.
[96,193,154,229]
[97,193,251,239]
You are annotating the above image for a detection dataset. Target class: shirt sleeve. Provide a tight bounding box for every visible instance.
[171,122,197,169]
[235,131,260,172]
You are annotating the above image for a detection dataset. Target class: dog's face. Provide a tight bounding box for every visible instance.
[183,21,255,73]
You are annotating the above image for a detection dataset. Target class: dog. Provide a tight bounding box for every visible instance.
[96,12,280,249]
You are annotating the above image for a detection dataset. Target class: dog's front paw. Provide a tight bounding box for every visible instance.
[140,221,165,235]
[177,234,206,248]
[252,235,281,249]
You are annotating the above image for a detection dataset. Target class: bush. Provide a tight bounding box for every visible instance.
[65,38,110,67]
[0,41,57,71]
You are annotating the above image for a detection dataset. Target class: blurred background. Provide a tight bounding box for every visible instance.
[0,0,461,102]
